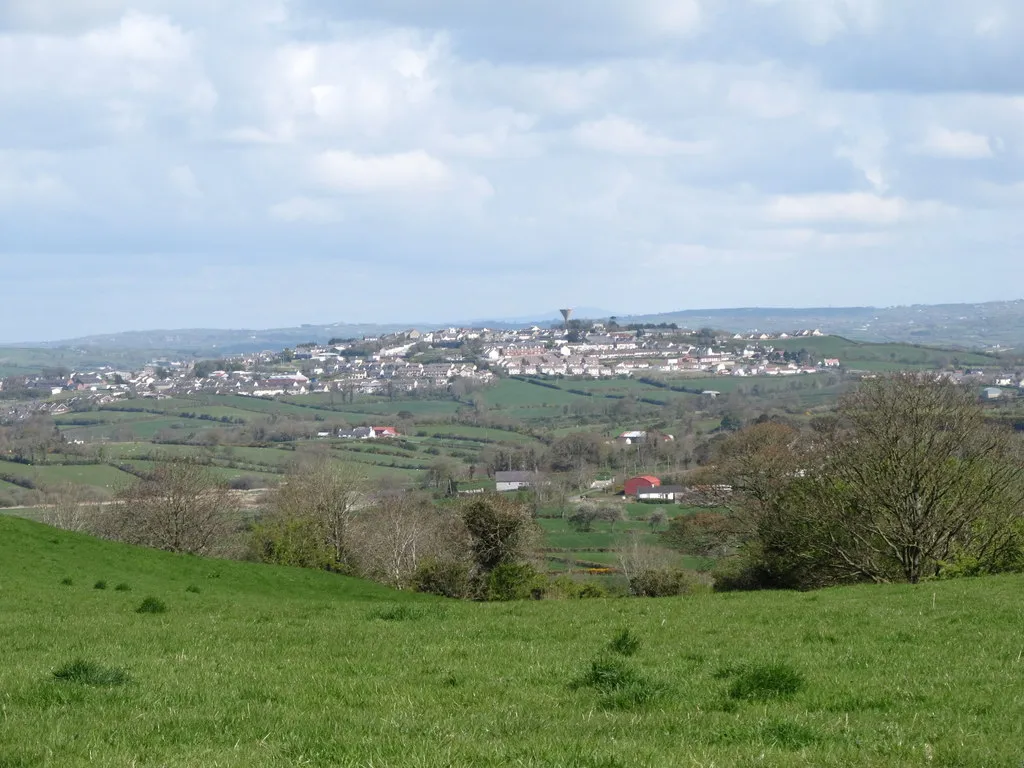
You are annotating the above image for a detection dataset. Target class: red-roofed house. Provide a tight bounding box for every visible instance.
[372,426,399,438]
[624,475,661,497]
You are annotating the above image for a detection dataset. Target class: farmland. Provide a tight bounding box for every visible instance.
[2,515,1023,767]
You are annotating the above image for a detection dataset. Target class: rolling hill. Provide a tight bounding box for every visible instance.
[1,515,1022,767]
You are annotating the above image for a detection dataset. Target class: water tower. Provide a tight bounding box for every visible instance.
[559,308,573,332]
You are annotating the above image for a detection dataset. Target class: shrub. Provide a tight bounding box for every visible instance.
[486,562,542,601]
[608,628,641,657]
[53,659,130,687]
[413,558,472,599]
[114,583,131,592]
[93,580,107,590]
[628,568,693,597]
[726,662,806,701]
[136,597,167,614]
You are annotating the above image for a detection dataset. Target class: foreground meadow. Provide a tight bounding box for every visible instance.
[1,515,1022,767]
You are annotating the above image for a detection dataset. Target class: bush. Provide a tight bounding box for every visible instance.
[711,545,776,592]
[412,558,472,599]
[628,568,693,597]
[93,580,107,590]
[723,662,806,701]
[136,596,167,614]
[486,562,542,601]
[53,659,130,687]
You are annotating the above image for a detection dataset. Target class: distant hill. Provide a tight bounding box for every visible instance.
[6,300,1023,358]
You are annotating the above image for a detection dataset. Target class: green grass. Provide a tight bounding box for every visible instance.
[0,460,135,490]
[2,516,1023,765]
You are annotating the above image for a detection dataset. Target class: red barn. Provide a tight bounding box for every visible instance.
[624,475,661,497]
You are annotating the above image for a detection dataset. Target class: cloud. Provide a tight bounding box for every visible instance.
[914,127,995,159]
[314,150,453,193]
[573,116,712,156]
[1,0,1022,340]
[765,192,916,224]
[269,197,343,223]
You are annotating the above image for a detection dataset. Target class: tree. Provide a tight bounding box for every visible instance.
[648,509,667,531]
[816,374,1024,583]
[597,503,626,532]
[41,484,98,533]
[352,492,465,589]
[461,494,538,577]
[254,457,366,571]
[108,458,235,555]
[711,375,1024,587]
[568,503,599,532]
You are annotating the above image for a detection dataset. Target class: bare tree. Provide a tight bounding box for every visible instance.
[41,483,99,532]
[351,492,466,588]
[110,458,235,555]
[260,456,367,571]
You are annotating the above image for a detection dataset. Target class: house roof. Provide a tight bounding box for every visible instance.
[627,475,660,485]
[638,485,684,494]
[495,471,537,483]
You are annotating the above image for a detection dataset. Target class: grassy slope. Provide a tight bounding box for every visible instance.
[2,517,1023,767]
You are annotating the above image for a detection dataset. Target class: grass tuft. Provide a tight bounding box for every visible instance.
[761,721,819,749]
[114,583,131,592]
[571,654,662,710]
[726,661,806,701]
[53,659,130,687]
[136,596,167,614]
[608,627,641,657]
[60,577,74,586]
[366,604,436,622]
[93,580,107,590]
[185,585,201,594]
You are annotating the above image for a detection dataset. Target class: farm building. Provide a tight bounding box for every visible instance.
[637,485,684,502]
[495,471,539,492]
[981,387,1003,400]
[624,475,660,497]
[616,430,647,445]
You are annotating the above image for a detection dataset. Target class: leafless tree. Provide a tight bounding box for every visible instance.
[109,458,236,555]
[351,492,467,588]
[41,483,99,532]
[263,456,367,571]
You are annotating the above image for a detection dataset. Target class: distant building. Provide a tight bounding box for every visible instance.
[981,387,1003,400]
[617,430,647,445]
[495,471,539,492]
[624,475,660,497]
[637,485,684,502]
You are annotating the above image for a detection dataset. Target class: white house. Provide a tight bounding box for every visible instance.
[637,485,684,502]
[495,471,539,492]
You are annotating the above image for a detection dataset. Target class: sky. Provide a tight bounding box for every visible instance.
[2,0,1024,342]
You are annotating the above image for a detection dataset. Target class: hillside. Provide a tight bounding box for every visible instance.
[8,299,1024,355]
[1,516,1022,767]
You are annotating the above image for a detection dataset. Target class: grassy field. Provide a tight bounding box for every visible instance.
[2,516,1023,767]
[771,336,998,368]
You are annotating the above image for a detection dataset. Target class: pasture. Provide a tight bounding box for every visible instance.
[2,516,1022,767]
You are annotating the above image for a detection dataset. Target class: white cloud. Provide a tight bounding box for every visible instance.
[269,197,343,223]
[914,126,994,159]
[727,78,805,119]
[766,192,914,224]
[314,150,454,193]
[631,0,703,37]
[574,116,712,155]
